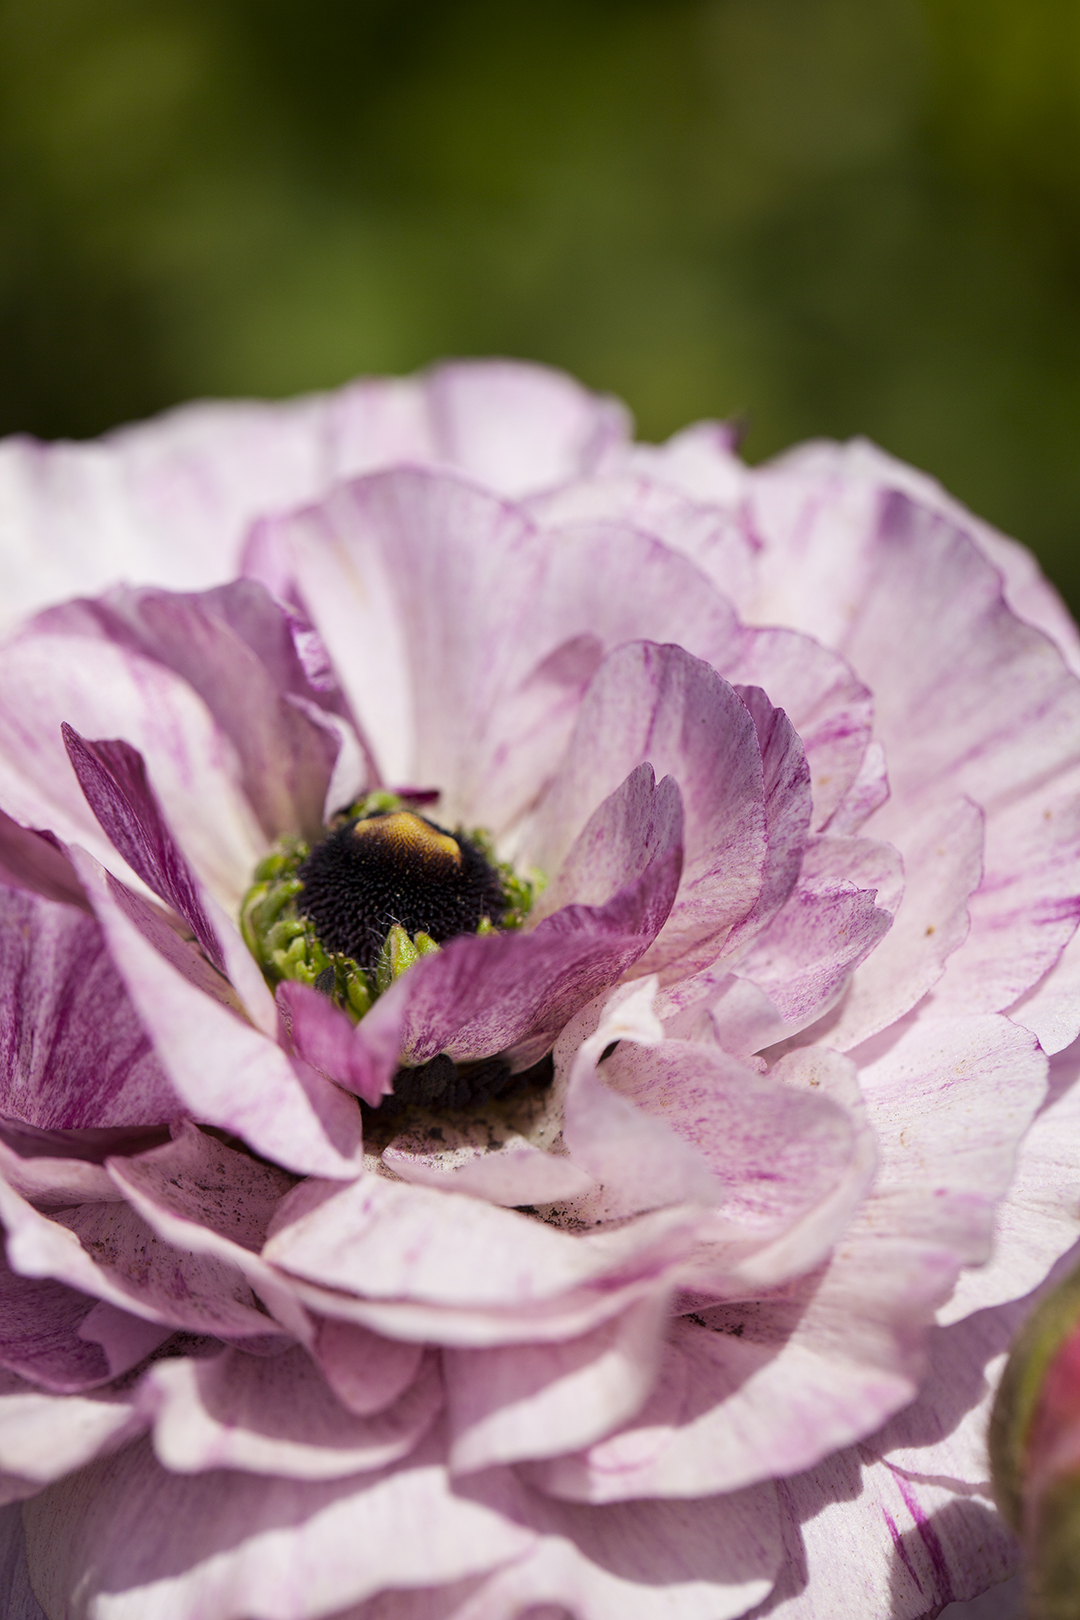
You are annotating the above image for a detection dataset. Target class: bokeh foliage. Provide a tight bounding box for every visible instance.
[3,0,1080,604]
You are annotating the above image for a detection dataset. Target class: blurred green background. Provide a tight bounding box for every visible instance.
[4,0,1080,606]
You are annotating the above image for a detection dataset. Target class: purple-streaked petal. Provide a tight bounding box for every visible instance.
[0,1255,113,1392]
[0,632,263,911]
[0,885,179,1130]
[723,683,811,953]
[0,1171,284,1341]
[386,767,682,1066]
[0,1502,48,1620]
[39,584,352,842]
[0,810,88,910]
[71,849,363,1180]
[277,981,401,1108]
[62,724,223,968]
[532,642,768,982]
[140,1345,442,1480]
[728,834,900,1031]
[105,1123,310,1343]
[445,1292,669,1474]
[22,1429,533,1620]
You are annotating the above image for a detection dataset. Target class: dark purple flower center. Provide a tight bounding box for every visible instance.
[297,810,506,974]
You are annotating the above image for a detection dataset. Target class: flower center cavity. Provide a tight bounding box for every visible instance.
[241,792,542,1027]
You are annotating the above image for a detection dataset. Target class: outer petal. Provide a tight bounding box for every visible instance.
[71,849,363,1180]
[0,1503,46,1620]
[444,1292,670,1474]
[0,885,179,1130]
[22,1431,534,1620]
[140,1346,442,1480]
[0,1369,143,1489]
[450,1470,781,1620]
[938,1038,1080,1325]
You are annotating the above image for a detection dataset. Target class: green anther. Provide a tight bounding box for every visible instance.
[414,931,441,956]
[476,915,494,936]
[342,962,374,1020]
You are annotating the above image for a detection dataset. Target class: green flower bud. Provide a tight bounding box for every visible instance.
[991,1260,1080,1618]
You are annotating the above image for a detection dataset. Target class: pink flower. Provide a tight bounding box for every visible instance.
[0,360,1076,1619]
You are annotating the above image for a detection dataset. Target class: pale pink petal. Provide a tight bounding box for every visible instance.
[71,849,363,1180]
[451,1469,781,1620]
[938,1038,1080,1325]
[1008,921,1080,1055]
[312,1319,425,1418]
[525,471,759,613]
[39,582,348,842]
[22,1430,533,1620]
[265,1177,700,1348]
[729,834,900,1031]
[855,1013,1048,1272]
[382,1131,595,1208]
[245,471,546,805]
[0,1174,282,1341]
[809,797,984,1052]
[424,359,631,495]
[105,1123,311,1344]
[445,1292,669,1473]
[0,1369,143,1486]
[723,628,872,835]
[0,632,262,911]
[0,885,180,1129]
[141,1345,442,1479]
[532,642,768,982]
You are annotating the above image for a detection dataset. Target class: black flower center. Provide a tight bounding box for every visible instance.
[296,810,507,974]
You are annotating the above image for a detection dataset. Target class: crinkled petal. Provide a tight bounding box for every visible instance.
[0,632,262,911]
[71,849,363,1180]
[140,1345,442,1480]
[809,797,984,1052]
[450,1470,781,1620]
[532,641,769,981]
[39,583,350,842]
[938,1038,1080,1325]
[22,1430,533,1620]
[387,767,683,1066]
[444,1292,669,1474]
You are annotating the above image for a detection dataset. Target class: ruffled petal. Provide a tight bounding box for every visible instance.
[532,642,770,983]
[71,850,363,1180]
[39,583,351,842]
[140,1345,442,1480]
[22,1430,533,1620]
[386,765,683,1066]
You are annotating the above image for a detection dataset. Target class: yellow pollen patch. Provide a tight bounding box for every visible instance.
[350,811,462,868]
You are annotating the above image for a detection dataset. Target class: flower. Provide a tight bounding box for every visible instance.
[0,360,1077,1619]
